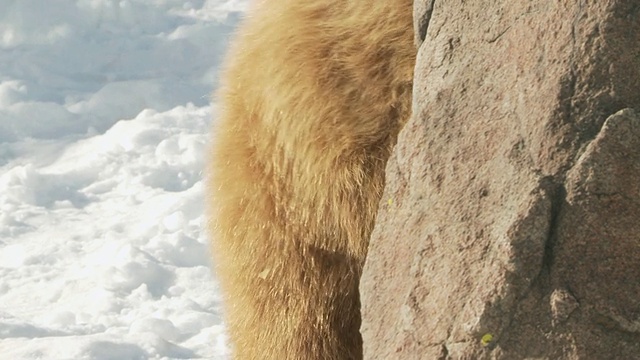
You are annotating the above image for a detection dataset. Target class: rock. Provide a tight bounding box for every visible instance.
[549,288,579,326]
[360,1,640,359]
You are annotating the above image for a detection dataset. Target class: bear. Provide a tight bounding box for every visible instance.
[207,0,416,359]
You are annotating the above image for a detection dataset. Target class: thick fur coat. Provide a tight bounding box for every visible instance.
[208,1,415,358]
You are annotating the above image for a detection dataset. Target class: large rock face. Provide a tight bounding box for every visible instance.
[360,1,640,359]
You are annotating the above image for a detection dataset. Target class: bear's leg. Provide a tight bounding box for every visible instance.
[210,123,386,359]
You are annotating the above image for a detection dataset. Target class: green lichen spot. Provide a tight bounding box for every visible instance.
[481,333,493,347]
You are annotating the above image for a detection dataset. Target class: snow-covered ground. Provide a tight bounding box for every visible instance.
[0,1,247,359]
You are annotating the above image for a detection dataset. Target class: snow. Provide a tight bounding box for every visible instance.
[0,1,248,359]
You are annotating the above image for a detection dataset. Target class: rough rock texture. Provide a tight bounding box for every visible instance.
[360,1,640,359]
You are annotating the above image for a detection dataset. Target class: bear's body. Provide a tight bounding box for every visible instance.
[208,1,415,358]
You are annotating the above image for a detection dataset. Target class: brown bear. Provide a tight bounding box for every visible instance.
[207,0,415,359]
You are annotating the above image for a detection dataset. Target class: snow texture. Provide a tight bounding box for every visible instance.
[0,1,248,359]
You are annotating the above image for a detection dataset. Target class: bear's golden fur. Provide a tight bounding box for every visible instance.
[208,0,415,359]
